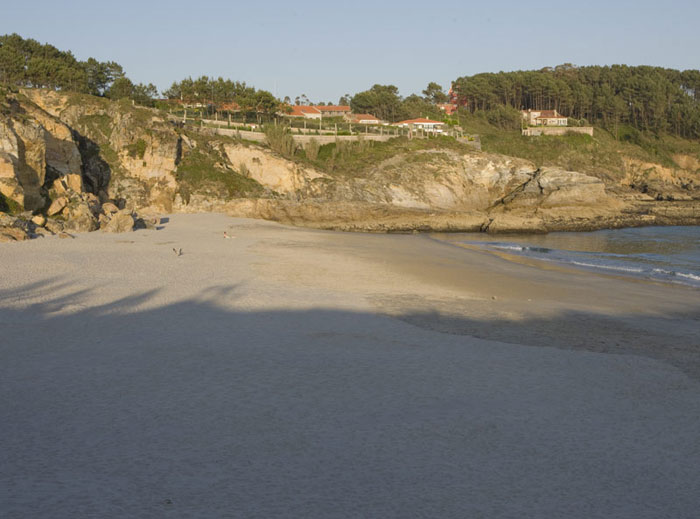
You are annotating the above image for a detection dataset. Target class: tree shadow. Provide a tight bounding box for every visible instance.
[1,279,700,518]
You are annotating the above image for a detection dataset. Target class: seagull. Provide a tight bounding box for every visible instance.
[223,231,235,239]
[172,247,182,256]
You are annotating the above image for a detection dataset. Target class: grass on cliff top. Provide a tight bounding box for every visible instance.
[480,129,700,178]
[65,91,165,129]
[456,111,700,177]
[78,113,113,138]
[297,136,472,178]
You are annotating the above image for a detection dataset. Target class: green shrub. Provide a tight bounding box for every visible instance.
[263,125,297,158]
[175,148,263,198]
[0,192,22,214]
[305,138,321,161]
[127,138,147,159]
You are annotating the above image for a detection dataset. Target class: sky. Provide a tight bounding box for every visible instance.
[3,0,699,102]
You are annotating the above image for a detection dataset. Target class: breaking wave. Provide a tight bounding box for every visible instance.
[454,226,700,288]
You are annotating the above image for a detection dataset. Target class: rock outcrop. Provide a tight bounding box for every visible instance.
[0,95,83,212]
[223,143,327,196]
[24,88,181,212]
[1,88,699,237]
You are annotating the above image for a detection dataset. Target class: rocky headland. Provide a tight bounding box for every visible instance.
[1,88,698,241]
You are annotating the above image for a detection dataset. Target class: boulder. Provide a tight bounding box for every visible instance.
[133,216,160,230]
[64,173,83,193]
[0,230,26,242]
[32,226,53,237]
[101,202,120,215]
[51,177,68,195]
[84,193,102,217]
[101,210,134,233]
[31,214,47,227]
[0,224,29,242]
[47,197,68,216]
[44,218,64,233]
[63,201,98,232]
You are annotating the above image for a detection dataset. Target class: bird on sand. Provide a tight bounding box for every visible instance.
[172,248,182,256]
[223,231,235,239]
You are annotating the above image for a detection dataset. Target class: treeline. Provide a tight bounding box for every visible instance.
[0,33,158,104]
[5,33,700,138]
[162,77,278,114]
[348,83,448,122]
[452,64,700,138]
[0,34,280,114]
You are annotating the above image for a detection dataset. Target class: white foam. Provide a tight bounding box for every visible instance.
[676,272,700,282]
[570,261,644,273]
[491,244,525,252]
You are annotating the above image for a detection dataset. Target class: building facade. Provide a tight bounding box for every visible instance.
[521,109,568,126]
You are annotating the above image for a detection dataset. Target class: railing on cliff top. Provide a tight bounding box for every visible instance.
[167,114,481,151]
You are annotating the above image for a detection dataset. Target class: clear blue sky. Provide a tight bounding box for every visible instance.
[3,0,699,102]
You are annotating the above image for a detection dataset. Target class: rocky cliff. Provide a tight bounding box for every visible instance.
[1,88,698,240]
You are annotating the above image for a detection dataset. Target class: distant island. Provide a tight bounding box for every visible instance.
[1,33,699,240]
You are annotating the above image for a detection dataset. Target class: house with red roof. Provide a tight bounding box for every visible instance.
[284,105,323,119]
[396,118,446,132]
[315,105,351,117]
[283,105,352,119]
[345,113,382,124]
[218,101,240,112]
[522,109,568,127]
[437,103,458,116]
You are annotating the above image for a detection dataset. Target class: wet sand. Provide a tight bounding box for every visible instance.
[1,213,699,518]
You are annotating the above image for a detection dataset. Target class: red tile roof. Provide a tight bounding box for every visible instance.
[287,105,322,116]
[219,101,240,111]
[315,105,351,112]
[533,110,566,119]
[350,113,380,121]
[437,103,458,115]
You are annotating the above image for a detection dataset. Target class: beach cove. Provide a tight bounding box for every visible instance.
[2,213,699,518]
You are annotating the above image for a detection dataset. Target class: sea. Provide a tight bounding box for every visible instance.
[436,226,700,289]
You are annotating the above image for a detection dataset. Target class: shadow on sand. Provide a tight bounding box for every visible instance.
[2,280,699,518]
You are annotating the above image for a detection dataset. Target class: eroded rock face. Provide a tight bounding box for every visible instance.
[621,158,699,201]
[21,101,82,179]
[0,97,83,212]
[0,150,23,205]
[223,143,327,196]
[4,88,698,235]
[25,88,182,212]
[500,167,615,210]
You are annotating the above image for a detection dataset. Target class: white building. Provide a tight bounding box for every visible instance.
[396,118,446,132]
[521,109,568,126]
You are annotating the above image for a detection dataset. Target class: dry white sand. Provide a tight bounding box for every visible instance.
[1,213,699,518]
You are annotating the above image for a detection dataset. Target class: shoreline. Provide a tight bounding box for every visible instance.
[2,213,700,517]
[428,232,700,290]
[234,198,700,234]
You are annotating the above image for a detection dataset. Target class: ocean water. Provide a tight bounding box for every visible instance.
[436,226,700,288]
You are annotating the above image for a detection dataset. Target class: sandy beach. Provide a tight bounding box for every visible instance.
[1,213,699,518]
